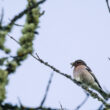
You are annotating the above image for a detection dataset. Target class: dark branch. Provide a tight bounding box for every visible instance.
[40,72,54,106]
[98,96,109,110]
[98,104,104,110]
[59,103,64,110]
[0,103,61,110]
[13,23,24,27]
[74,93,89,110]
[7,0,46,27]
[106,0,110,13]
[12,23,39,34]
[8,35,110,108]
[17,97,24,108]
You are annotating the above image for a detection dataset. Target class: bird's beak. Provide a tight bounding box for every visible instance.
[70,62,75,68]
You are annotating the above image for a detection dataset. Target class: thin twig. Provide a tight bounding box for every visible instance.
[8,35,110,108]
[106,0,110,13]
[39,10,45,17]
[1,103,61,110]
[11,23,39,34]
[97,104,104,110]
[59,103,64,110]
[11,23,39,35]
[34,31,39,35]
[40,72,54,106]
[17,97,24,108]
[17,97,22,106]
[13,23,24,27]
[8,34,20,44]
[74,93,89,110]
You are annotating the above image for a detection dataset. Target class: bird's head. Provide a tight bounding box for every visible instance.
[71,59,87,68]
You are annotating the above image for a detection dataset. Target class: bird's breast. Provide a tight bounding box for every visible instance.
[73,66,95,85]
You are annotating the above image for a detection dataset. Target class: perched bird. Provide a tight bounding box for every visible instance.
[71,59,108,99]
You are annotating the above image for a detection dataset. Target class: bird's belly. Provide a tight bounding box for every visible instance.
[74,71,94,86]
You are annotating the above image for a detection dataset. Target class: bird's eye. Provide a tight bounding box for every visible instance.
[77,61,81,64]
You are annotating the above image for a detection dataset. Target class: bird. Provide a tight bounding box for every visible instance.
[71,59,108,99]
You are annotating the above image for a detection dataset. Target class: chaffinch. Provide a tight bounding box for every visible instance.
[71,59,108,99]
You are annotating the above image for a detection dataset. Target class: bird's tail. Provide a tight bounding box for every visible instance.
[91,84,109,100]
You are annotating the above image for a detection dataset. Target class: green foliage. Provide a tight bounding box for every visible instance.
[17,0,39,62]
[0,0,40,104]
[6,61,18,73]
[0,69,8,102]
[0,31,11,53]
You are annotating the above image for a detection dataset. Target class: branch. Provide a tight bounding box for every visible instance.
[5,0,46,28]
[12,23,24,27]
[106,0,110,13]
[98,104,104,110]
[40,72,54,106]
[0,103,61,110]
[8,35,110,108]
[12,23,39,34]
[74,93,89,110]
[59,103,64,110]
[97,95,109,110]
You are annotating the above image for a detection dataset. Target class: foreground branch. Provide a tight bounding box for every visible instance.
[74,93,89,110]
[0,103,60,110]
[106,0,110,13]
[8,35,110,108]
[40,72,54,106]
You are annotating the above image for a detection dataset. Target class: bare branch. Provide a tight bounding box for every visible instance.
[8,35,110,108]
[12,23,39,34]
[98,104,104,110]
[74,93,89,110]
[13,23,24,27]
[8,34,20,44]
[59,103,64,110]
[106,0,110,13]
[39,10,45,17]
[17,97,24,108]
[40,72,54,106]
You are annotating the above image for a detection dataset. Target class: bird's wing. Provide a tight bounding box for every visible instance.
[86,66,102,89]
